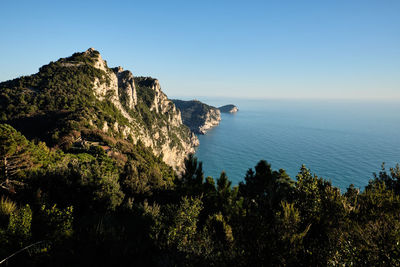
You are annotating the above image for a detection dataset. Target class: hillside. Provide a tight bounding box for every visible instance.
[172,99,221,134]
[0,48,198,171]
[0,49,399,267]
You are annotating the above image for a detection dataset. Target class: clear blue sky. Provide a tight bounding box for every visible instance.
[1,0,399,100]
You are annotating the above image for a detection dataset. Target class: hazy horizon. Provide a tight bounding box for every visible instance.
[1,0,399,100]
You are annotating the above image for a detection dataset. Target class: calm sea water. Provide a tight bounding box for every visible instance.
[193,98,400,191]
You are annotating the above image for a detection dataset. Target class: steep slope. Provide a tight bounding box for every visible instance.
[172,99,221,134]
[0,48,198,171]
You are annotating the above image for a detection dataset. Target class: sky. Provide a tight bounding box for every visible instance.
[0,0,399,100]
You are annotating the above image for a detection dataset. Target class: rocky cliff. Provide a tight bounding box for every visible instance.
[0,48,198,172]
[172,100,221,134]
[219,104,238,113]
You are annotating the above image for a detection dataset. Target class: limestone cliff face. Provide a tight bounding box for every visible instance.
[172,100,221,134]
[198,108,221,134]
[85,48,198,171]
[115,67,137,110]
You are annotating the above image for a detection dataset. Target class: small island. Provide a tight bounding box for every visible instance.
[218,104,239,113]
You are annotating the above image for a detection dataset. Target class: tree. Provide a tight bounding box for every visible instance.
[159,196,213,265]
[178,154,205,196]
[0,124,46,193]
[371,163,400,195]
[239,160,294,210]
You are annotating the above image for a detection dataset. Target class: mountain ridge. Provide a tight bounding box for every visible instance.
[0,48,198,172]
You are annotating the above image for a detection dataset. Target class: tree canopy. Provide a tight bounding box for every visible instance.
[1,124,399,266]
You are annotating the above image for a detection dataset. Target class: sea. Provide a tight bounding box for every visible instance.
[191,98,400,191]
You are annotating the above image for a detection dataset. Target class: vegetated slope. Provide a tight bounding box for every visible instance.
[172,99,221,134]
[1,124,400,266]
[1,49,399,267]
[0,48,198,171]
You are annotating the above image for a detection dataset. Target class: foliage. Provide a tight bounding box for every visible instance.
[8,204,32,239]
[37,204,73,240]
[0,127,399,265]
[0,51,399,265]
[0,196,17,217]
[0,124,50,193]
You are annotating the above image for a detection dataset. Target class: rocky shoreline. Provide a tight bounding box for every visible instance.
[172,100,238,135]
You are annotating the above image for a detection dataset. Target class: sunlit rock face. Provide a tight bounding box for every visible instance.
[71,48,199,172]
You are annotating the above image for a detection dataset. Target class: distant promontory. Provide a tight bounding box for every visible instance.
[172,100,239,135]
[218,104,239,113]
[172,100,221,134]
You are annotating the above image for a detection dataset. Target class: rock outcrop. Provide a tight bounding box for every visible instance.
[172,100,221,134]
[0,48,198,172]
[218,104,238,113]
[87,50,198,171]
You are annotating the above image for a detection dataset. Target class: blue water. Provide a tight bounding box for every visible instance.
[194,98,400,191]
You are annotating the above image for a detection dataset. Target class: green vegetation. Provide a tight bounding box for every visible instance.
[1,50,399,265]
[0,124,399,266]
[0,50,192,157]
[0,50,122,147]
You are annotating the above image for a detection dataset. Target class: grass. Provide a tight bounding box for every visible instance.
[0,196,17,216]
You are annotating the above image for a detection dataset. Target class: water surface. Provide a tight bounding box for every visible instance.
[194,98,400,191]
